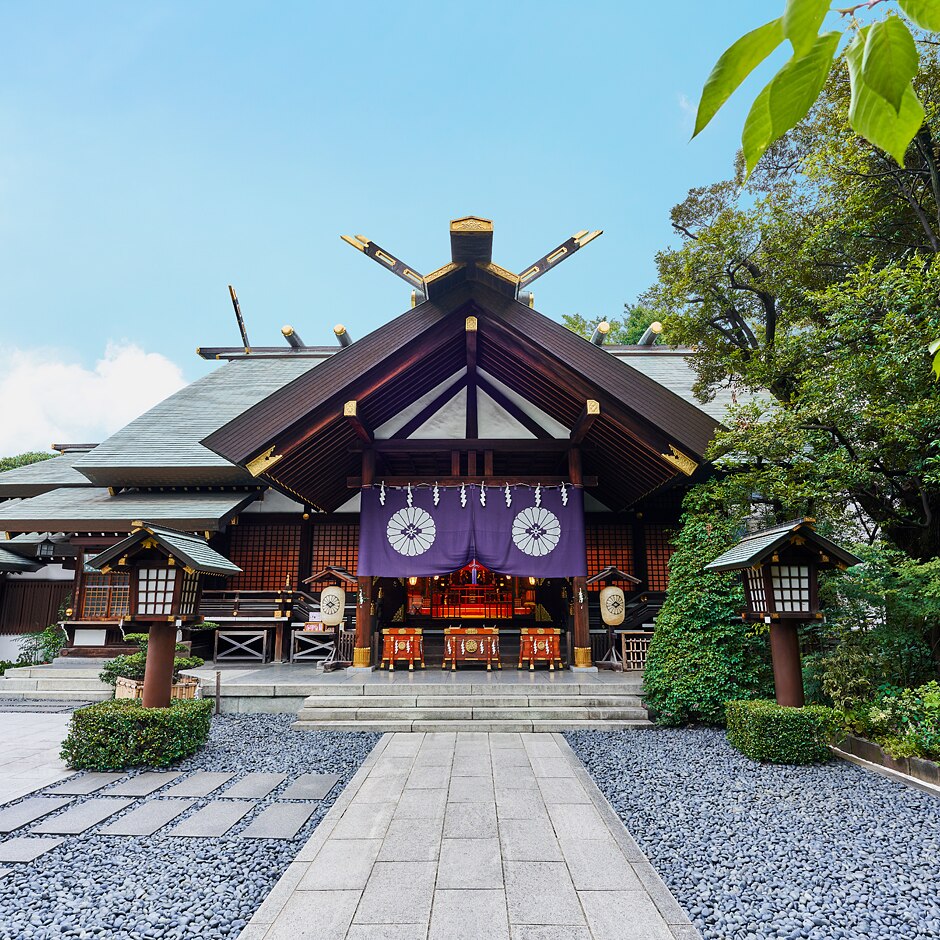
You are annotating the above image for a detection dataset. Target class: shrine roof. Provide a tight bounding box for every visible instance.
[0,452,95,498]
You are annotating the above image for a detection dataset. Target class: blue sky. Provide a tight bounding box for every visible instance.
[0,0,785,404]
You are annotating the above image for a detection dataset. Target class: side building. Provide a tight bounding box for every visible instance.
[0,218,734,669]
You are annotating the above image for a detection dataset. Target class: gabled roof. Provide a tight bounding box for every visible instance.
[202,281,721,512]
[0,545,41,572]
[87,523,241,576]
[705,519,861,572]
[0,488,259,533]
[0,452,93,498]
[73,357,322,486]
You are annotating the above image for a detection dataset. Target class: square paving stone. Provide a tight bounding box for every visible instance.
[437,837,503,889]
[578,890,673,940]
[33,798,133,835]
[169,800,255,837]
[222,773,287,799]
[499,818,563,862]
[376,817,443,862]
[280,773,341,801]
[49,773,124,795]
[558,837,643,891]
[161,772,235,798]
[98,799,195,836]
[330,802,396,841]
[448,775,494,803]
[354,860,436,925]
[429,889,509,940]
[395,788,447,820]
[240,802,317,840]
[443,800,497,839]
[299,838,383,890]
[0,797,72,833]
[264,889,361,940]
[0,837,64,863]
[505,861,585,926]
[105,772,182,796]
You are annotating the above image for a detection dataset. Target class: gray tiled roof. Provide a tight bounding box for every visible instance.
[0,453,93,497]
[610,349,742,423]
[0,545,41,572]
[87,523,241,576]
[705,519,861,571]
[0,488,259,533]
[73,357,322,486]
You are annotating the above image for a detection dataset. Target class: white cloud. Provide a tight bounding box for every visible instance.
[678,92,696,130]
[0,342,186,455]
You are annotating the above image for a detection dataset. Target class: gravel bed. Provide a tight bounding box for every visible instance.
[567,727,940,940]
[0,715,380,940]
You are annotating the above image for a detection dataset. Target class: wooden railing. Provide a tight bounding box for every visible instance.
[199,588,317,624]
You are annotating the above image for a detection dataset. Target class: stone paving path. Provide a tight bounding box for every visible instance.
[0,712,75,803]
[239,732,700,940]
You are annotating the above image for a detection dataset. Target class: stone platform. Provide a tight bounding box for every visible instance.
[185,664,651,731]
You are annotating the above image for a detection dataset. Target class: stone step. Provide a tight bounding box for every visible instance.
[0,677,111,692]
[296,705,649,722]
[0,690,111,702]
[291,682,644,697]
[3,667,104,680]
[291,718,654,732]
[296,693,644,710]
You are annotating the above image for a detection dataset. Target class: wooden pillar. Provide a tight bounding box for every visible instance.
[353,576,374,668]
[568,446,592,668]
[769,622,805,707]
[142,622,176,708]
[353,446,376,668]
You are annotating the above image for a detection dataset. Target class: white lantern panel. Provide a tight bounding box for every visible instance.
[137,567,177,616]
[319,585,346,626]
[744,568,768,613]
[769,564,811,613]
[599,586,626,626]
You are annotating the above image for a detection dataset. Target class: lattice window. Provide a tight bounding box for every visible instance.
[645,525,676,592]
[745,568,768,613]
[137,567,177,615]
[308,523,359,590]
[81,572,130,620]
[228,524,302,590]
[179,571,199,615]
[584,524,635,592]
[770,564,811,613]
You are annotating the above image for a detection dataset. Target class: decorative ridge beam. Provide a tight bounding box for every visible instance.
[450,216,494,264]
[466,316,478,439]
[517,229,603,291]
[340,233,426,293]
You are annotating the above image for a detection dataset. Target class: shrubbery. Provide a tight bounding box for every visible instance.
[842,681,940,760]
[726,699,838,764]
[99,632,203,687]
[60,698,213,770]
[643,485,772,726]
[17,623,68,665]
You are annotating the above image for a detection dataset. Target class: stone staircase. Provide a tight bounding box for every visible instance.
[293,679,652,732]
[0,664,113,702]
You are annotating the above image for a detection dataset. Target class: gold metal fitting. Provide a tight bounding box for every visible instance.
[334,324,347,337]
[281,325,294,337]
[573,647,593,668]
[352,647,372,667]
[465,316,478,332]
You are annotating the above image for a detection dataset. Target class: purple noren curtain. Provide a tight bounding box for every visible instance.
[357,484,586,577]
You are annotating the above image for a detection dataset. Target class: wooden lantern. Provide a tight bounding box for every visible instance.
[706,519,860,707]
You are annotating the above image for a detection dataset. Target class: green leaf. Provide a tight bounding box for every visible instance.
[863,15,919,114]
[742,31,841,177]
[694,18,786,137]
[899,0,940,31]
[847,29,926,166]
[784,0,830,56]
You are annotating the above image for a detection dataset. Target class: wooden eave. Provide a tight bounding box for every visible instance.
[202,282,720,513]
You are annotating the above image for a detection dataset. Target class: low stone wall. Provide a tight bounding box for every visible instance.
[835,734,940,790]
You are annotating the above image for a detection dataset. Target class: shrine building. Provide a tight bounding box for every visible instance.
[0,218,731,672]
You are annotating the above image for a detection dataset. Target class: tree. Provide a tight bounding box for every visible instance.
[562,303,661,344]
[695,0,940,177]
[646,56,940,560]
[0,452,55,473]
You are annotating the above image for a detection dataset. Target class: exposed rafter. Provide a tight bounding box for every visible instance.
[570,400,601,445]
[343,400,373,445]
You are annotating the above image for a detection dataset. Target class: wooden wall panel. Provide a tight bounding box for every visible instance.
[0,580,72,635]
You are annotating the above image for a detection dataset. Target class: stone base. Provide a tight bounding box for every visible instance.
[569,665,599,674]
[345,665,376,674]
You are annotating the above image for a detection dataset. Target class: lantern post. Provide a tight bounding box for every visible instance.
[585,565,641,669]
[705,519,860,708]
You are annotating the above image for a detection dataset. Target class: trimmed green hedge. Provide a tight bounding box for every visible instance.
[725,699,838,765]
[60,699,213,770]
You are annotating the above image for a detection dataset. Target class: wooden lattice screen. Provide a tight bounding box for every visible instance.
[307,523,359,590]
[227,524,302,590]
[585,523,634,591]
[645,524,676,591]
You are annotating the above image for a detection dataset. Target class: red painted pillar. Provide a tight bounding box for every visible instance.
[142,622,176,708]
[769,622,805,708]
